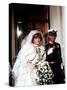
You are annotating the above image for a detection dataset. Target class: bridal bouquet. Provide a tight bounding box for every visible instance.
[35,60,54,85]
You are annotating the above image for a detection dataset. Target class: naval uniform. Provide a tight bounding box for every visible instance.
[45,42,64,84]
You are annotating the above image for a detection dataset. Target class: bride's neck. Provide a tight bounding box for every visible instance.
[33,44,41,47]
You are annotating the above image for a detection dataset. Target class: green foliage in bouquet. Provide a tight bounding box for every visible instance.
[35,60,54,85]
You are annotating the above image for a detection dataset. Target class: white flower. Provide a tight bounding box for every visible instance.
[44,65,47,69]
[45,69,48,73]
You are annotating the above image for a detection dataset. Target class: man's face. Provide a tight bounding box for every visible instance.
[48,35,56,42]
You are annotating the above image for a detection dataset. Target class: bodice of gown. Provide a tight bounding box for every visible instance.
[31,44,45,64]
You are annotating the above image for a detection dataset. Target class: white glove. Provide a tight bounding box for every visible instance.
[47,48,54,55]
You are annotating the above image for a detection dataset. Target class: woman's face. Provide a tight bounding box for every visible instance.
[33,37,42,46]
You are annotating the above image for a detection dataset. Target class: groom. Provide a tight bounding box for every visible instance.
[45,29,65,84]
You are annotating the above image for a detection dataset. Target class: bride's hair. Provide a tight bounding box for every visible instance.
[21,30,45,48]
[32,33,43,43]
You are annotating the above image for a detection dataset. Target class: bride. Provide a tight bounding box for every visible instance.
[12,30,46,86]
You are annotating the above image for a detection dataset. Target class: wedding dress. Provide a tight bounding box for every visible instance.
[12,30,45,86]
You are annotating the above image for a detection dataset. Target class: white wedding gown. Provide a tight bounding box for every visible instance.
[12,43,45,86]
